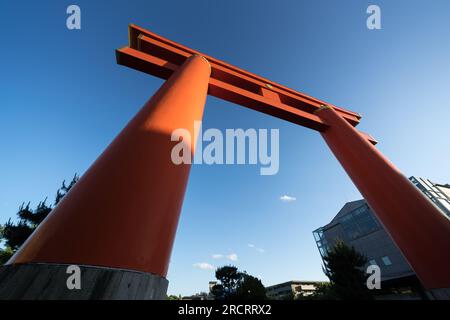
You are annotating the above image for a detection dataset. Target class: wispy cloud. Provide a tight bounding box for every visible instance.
[193,262,214,270]
[211,253,238,261]
[280,195,296,202]
[248,243,265,253]
[227,253,238,261]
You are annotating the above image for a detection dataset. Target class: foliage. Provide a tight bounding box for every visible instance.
[211,265,266,300]
[215,265,241,297]
[0,175,79,265]
[235,273,267,299]
[317,240,373,300]
[0,246,13,265]
[210,283,226,300]
[305,282,335,300]
[280,291,295,300]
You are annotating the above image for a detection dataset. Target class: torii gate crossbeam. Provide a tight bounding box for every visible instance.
[1,24,449,300]
[117,25,376,143]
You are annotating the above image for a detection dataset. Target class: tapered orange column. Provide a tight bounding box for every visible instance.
[316,105,450,290]
[7,55,211,278]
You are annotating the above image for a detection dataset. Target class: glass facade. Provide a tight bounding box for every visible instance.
[340,203,380,240]
[409,176,450,218]
[313,197,436,282]
[313,227,329,258]
[381,256,392,266]
[313,202,381,258]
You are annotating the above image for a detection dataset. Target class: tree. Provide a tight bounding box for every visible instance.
[234,273,267,300]
[54,176,78,206]
[215,266,241,297]
[305,282,334,300]
[320,240,373,300]
[280,291,295,300]
[211,265,266,300]
[0,175,79,264]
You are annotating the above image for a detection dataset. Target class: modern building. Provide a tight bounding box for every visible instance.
[312,176,450,299]
[265,281,325,299]
[313,200,416,280]
[409,176,450,218]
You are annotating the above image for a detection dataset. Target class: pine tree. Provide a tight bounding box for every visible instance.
[211,266,267,300]
[321,240,373,300]
[0,175,79,264]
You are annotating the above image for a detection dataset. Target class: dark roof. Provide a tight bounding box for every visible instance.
[330,199,366,224]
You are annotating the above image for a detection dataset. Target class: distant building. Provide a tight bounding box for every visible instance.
[208,281,217,300]
[265,281,325,299]
[209,281,217,292]
[181,292,209,300]
[312,176,450,299]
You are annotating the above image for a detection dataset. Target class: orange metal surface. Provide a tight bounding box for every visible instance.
[316,106,450,290]
[7,55,211,277]
[116,24,377,145]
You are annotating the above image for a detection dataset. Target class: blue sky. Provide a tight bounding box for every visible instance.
[1,1,450,296]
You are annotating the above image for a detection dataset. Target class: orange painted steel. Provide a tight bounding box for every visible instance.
[316,106,450,290]
[116,24,377,145]
[7,55,211,277]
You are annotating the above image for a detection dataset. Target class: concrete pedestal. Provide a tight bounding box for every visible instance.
[427,287,450,300]
[0,263,168,300]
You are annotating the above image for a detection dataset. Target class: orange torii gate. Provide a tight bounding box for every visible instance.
[2,24,450,299]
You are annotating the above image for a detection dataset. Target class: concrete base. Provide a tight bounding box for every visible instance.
[426,287,450,300]
[0,263,168,300]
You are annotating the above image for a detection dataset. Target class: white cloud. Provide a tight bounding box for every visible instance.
[280,195,296,202]
[211,253,238,261]
[227,253,238,261]
[248,243,265,253]
[193,262,214,270]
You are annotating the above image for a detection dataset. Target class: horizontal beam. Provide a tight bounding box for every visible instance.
[116,24,377,144]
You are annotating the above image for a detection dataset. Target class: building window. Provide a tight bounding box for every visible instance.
[313,228,330,257]
[381,256,392,266]
[368,259,377,266]
[340,205,380,240]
